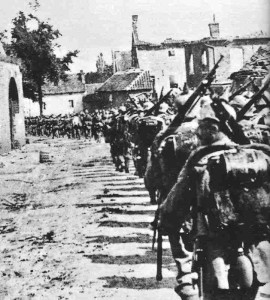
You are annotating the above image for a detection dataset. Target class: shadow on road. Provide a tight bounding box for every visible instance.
[85,233,151,244]
[99,275,176,289]
[83,248,173,265]
[98,220,150,228]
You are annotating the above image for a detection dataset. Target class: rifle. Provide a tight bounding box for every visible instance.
[228,77,255,101]
[193,237,205,300]
[161,55,224,138]
[237,74,270,121]
[154,87,164,115]
[128,96,141,109]
[156,227,163,281]
[144,88,172,117]
[152,204,163,281]
[211,96,250,144]
[152,208,159,250]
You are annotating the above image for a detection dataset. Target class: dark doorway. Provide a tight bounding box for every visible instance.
[8,78,19,149]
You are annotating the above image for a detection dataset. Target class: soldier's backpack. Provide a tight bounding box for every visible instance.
[138,116,164,147]
[193,144,270,235]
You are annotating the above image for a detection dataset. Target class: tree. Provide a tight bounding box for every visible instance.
[1,4,78,115]
[85,55,113,84]
[96,53,105,73]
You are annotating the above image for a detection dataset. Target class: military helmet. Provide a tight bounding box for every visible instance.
[119,105,126,112]
[110,108,118,115]
[199,103,220,123]
[174,92,191,109]
[220,86,231,102]
[242,91,254,99]
[159,102,169,113]
[199,101,236,123]
[230,95,255,117]
[143,101,154,110]
[230,95,247,110]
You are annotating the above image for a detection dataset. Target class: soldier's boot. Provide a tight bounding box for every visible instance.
[175,273,199,300]
[118,156,125,172]
[149,190,157,205]
[115,158,121,171]
[169,232,191,260]
[124,157,130,173]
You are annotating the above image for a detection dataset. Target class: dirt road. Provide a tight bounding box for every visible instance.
[0,138,179,300]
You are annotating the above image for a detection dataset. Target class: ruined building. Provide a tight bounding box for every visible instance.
[230,42,270,94]
[185,16,270,88]
[0,43,25,154]
[131,15,186,95]
[131,15,270,93]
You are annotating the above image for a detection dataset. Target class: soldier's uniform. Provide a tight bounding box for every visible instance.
[106,109,120,166]
[92,111,103,142]
[114,106,132,173]
[159,101,270,300]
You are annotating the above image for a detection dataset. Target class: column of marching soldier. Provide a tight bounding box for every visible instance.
[24,59,270,299]
[104,62,270,299]
[25,109,109,142]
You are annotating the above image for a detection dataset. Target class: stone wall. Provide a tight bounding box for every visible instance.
[0,61,25,154]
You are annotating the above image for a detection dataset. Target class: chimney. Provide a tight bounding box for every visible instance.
[208,14,220,39]
[132,15,139,43]
[80,70,85,84]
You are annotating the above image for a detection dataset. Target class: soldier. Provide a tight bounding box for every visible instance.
[92,110,103,142]
[159,100,270,300]
[51,115,61,139]
[114,105,132,173]
[230,95,270,145]
[72,113,82,139]
[107,108,122,168]
[83,109,93,139]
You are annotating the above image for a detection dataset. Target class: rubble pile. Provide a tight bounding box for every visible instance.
[231,43,270,79]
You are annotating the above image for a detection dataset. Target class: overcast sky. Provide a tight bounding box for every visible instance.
[1,0,269,73]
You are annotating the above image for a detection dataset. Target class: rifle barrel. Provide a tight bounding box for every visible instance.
[229,78,254,101]
[156,229,163,281]
[162,55,224,137]
[237,75,270,121]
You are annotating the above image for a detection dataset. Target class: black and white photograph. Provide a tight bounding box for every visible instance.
[0,0,270,299]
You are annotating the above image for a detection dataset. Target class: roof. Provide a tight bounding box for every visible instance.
[134,38,187,50]
[188,35,270,46]
[230,43,270,79]
[42,74,85,95]
[98,69,152,92]
[85,83,103,95]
